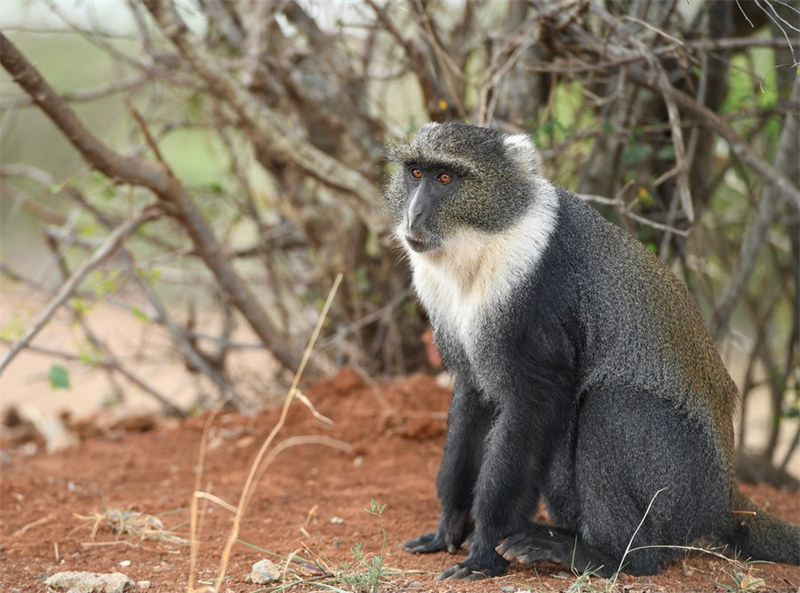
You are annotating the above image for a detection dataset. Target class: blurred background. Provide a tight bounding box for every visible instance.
[1,0,798,482]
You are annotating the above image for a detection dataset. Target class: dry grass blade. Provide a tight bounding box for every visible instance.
[205,273,343,592]
[188,398,228,593]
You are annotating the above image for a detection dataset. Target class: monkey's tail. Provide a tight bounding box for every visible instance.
[725,489,800,565]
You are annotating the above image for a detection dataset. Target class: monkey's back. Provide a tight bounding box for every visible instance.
[542,189,738,456]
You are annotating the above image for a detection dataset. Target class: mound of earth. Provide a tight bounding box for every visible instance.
[2,369,799,592]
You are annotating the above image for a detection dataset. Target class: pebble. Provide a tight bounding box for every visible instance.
[247,559,280,584]
[44,571,133,593]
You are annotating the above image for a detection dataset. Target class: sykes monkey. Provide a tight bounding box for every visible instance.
[384,122,800,580]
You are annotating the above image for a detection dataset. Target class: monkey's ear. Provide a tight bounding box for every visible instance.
[503,133,541,178]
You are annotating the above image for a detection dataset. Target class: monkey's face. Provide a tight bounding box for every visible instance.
[396,162,466,253]
[384,122,540,258]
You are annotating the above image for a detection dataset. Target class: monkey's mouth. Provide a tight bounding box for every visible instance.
[405,234,437,253]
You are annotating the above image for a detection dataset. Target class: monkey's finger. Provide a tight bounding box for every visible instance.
[496,535,524,559]
[438,560,507,580]
[436,562,473,580]
[495,539,512,557]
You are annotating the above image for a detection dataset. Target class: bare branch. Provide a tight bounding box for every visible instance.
[578,193,691,236]
[0,32,303,375]
[143,0,384,233]
[0,210,156,374]
[626,67,800,212]
[0,33,173,192]
[711,76,800,337]
[365,0,461,120]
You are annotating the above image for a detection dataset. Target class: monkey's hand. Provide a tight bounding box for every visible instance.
[404,510,472,554]
[437,551,509,581]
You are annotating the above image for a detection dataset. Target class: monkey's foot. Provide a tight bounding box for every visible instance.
[437,554,509,580]
[497,527,616,578]
[496,531,557,564]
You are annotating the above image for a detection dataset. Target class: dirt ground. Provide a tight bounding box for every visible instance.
[2,368,799,593]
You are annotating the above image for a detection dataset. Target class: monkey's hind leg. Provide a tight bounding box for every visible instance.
[567,385,730,576]
[497,523,618,578]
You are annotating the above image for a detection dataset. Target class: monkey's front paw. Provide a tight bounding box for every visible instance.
[404,531,449,554]
[437,554,509,580]
[405,511,472,554]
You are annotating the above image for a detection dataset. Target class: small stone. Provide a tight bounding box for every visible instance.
[45,571,133,593]
[247,559,280,584]
[118,561,131,568]
[330,516,344,524]
[136,581,150,590]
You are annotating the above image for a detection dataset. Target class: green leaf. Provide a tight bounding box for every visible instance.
[622,143,653,167]
[0,316,25,341]
[87,270,119,298]
[135,268,161,284]
[70,297,92,315]
[131,307,151,324]
[48,364,71,390]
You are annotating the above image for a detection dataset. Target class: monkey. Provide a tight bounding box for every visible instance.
[383,121,800,581]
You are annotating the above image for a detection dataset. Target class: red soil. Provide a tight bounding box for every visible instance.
[2,369,799,592]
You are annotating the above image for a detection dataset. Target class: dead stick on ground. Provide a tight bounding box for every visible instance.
[203,272,343,593]
[12,514,55,538]
[0,210,156,375]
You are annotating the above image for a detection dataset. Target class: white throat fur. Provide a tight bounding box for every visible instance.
[404,179,559,349]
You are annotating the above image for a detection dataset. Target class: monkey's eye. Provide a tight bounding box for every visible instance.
[410,168,423,179]
[437,172,452,184]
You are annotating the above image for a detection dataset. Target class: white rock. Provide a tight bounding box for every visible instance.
[247,559,281,584]
[45,571,133,593]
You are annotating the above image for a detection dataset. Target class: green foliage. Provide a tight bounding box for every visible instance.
[722,49,778,115]
[158,129,230,188]
[131,306,152,324]
[338,500,389,593]
[70,297,92,315]
[135,267,162,284]
[85,270,120,299]
[48,364,71,390]
[0,316,25,342]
